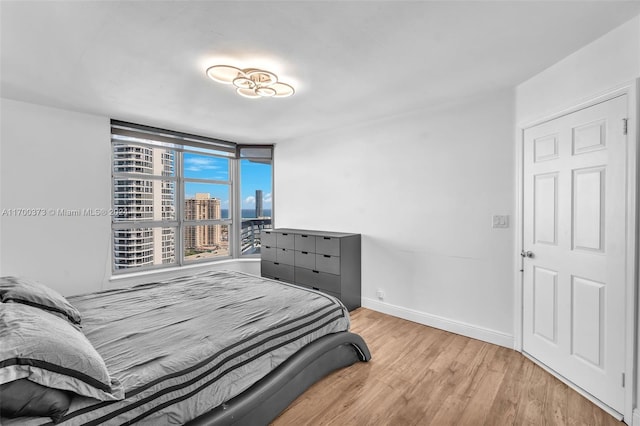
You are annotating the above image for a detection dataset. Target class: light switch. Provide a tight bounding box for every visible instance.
[492,215,509,228]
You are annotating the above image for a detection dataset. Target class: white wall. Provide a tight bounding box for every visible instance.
[0,98,260,296]
[274,88,516,347]
[515,16,640,424]
[1,98,112,296]
[517,16,640,124]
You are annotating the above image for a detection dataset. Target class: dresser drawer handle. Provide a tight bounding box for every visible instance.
[323,255,331,258]
[301,251,308,254]
[312,287,319,290]
[323,237,330,240]
[312,270,319,274]
[282,233,288,236]
[274,262,280,265]
[301,235,308,238]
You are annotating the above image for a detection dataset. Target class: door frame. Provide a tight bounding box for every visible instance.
[513,80,638,423]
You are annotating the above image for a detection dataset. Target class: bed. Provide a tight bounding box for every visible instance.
[0,270,371,425]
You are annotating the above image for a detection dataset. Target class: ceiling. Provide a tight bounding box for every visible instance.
[2,1,639,144]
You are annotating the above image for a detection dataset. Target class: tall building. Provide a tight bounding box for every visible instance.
[184,193,221,249]
[112,144,175,269]
[255,189,263,218]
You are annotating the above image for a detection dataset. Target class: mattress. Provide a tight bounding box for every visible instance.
[4,270,350,425]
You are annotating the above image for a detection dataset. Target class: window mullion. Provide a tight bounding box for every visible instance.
[231,158,241,258]
[183,177,231,186]
[177,150,184,267]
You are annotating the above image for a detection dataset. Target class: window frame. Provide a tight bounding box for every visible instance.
[236,147,274,258]
[180,148,233,265]
[110,121,272,274]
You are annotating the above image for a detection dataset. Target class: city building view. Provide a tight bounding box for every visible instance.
[240,188,271,255]
[113,143,272,269]
[255,189,263,218]
[184,193,227,260]
[112,143,176,270]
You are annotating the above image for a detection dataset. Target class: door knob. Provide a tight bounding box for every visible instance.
[520,250,534,258]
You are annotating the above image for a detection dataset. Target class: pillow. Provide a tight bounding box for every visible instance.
[0,276,81,325]
[0,379,71,423]
[0,303,124,402]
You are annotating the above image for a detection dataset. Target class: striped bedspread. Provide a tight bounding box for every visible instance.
[8,270,350,425]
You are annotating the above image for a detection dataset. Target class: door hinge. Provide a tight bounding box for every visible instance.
[623,118,628,135]
[622,372,625,388]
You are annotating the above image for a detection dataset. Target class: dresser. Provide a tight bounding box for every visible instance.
[260,228,361,311]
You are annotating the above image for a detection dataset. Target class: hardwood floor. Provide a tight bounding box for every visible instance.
[272,308,620,426]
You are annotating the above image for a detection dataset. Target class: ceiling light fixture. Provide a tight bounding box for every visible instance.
[206,65,295,99]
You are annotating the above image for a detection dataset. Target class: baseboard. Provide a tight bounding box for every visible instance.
[361,297,514,349]
[633,408,640,426]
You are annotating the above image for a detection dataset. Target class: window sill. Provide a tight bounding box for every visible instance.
[109,258,260,282]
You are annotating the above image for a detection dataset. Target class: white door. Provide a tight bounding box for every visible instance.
[522,95,628,414]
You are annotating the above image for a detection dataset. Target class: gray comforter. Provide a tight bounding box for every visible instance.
[9,270,350,425]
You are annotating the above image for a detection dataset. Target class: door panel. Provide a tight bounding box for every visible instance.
[533,266,558,343]
[534,134,559,162]
[572,167,605,252]
[534,173,558,245]
[571,276,604,368]
[522,95,627,414]
[573,119,606,154]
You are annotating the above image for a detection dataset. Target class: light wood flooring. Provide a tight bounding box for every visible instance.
[272,308,621,426]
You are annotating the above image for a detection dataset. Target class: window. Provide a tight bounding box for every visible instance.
[111,121,273,273]
[239,146,273,255]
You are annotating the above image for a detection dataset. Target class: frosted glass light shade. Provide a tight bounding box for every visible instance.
[236,88,261,99]
[206,65,243,84]
[207,65,295,98]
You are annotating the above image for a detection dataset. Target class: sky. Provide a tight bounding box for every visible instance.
[183,152,272,215]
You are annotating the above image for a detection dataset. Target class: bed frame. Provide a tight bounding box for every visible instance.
[187,331,371,425]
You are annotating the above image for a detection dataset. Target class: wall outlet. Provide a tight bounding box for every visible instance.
[376,290,385,300]
[492,215,509,229]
